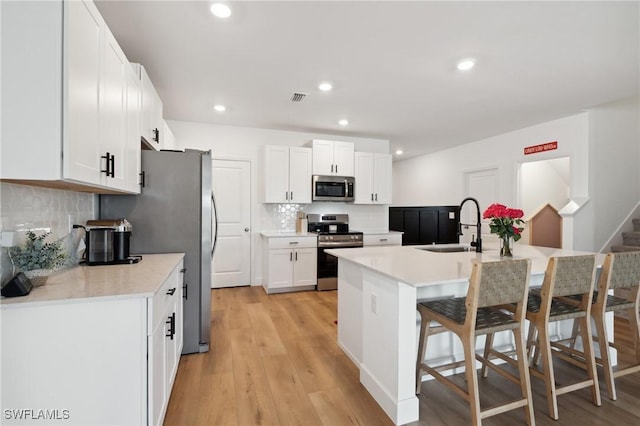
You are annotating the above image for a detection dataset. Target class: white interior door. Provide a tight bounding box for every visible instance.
[463,168,499,245]
[211,159,251,288]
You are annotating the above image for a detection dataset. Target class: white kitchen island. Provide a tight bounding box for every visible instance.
[325,244,608,425]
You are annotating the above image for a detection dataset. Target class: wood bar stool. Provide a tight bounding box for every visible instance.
[525,255,601,420]
[416,259,534,426]
[569,251,640,400]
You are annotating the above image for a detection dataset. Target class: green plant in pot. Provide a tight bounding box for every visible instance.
[9,230,66,286]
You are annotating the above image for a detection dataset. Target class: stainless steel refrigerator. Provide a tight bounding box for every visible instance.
[100,149,215,354]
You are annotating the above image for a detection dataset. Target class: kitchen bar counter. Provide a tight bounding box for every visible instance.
[325,243,604,287]
[325,244,607,425]
[0,253,184,308]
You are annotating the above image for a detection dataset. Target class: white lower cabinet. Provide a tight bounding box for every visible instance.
[0,259,184,426]
[263,236,317,293]
[363,233,403,246]
[148,261,183,426]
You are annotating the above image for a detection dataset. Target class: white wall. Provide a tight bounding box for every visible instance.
[589,96,640,251]
[167,120,390,285]
[393,96,640,252]
[393,112,589,208]
[520,157,570,216]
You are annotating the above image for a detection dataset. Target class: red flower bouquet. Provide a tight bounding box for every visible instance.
[483,203,525,256]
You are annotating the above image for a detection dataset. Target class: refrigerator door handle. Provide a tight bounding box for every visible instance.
[211,192,218,257]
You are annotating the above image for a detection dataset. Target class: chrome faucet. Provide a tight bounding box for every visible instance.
[458,197,482,253]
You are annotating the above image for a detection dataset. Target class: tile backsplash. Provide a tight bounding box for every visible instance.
[260,202,389,232]
[0,183,96,285]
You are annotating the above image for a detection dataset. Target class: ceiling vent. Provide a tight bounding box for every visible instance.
[290,92,308,103]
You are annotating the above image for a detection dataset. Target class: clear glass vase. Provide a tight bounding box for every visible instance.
[500,236,513,257]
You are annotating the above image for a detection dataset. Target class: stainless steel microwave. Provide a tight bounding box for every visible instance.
[312,175,355,202]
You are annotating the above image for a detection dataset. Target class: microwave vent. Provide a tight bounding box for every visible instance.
[290,92,308,103]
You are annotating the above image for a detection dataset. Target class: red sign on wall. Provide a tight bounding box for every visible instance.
[524,141,558,155]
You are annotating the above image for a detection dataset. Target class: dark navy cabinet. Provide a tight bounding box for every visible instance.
[389,206,459,245]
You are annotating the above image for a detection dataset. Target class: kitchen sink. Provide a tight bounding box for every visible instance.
[419,246,471,253]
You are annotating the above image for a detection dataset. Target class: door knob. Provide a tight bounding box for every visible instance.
[244,227,250,232]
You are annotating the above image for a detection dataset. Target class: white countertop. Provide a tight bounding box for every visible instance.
[325,244,605,287]
[1,253,185,308]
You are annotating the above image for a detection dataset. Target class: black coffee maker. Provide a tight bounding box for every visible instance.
[80,219,139,265]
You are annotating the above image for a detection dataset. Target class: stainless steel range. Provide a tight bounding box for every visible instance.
[307,214,363,291]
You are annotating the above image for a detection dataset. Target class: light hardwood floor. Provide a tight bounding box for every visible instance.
[164,287,639,426]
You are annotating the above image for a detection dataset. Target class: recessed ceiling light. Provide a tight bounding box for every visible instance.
[318,82,333,92]
[214,104,226,112]
[210,3,231,18]
[338,119,349,126]
[456,58,476,71]
[395,150,404,155]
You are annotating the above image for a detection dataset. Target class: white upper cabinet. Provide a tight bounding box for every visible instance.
[354,152,392,204]
[65,0,102,186]
[125,62,142,193]
[138,65,164,151]
[0,0,140,194]
[311,139,354,176]
[264,146,312,203]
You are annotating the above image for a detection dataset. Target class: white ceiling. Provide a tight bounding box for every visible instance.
[95,1,640,160]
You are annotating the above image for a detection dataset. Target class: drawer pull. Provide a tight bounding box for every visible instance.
[380,238,388,242]
[180,268,186,273]
[166,288,176,296]
[289,241,299,245]
[165,313,176,340]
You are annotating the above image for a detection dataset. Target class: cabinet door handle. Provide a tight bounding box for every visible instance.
[182,283,188,299]
[331,164,334,173]
[290,252,293,261]
[371,193,374,201]
[153,128,159,143]
[139,171,146,187]
[290,191,293,200]
[285,191,289,201]
[335,164,338,174]
[295,251,298,261]
[109,155,115,178]
[375,193,378,202]
[101,152,111,176]
[166,288,176,296]
[166,313,175,340]
[180,268,186,273]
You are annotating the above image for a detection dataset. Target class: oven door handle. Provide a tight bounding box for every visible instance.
[318,243,364,248]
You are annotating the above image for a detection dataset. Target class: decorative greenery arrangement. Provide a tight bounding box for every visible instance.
[9,230,66,272]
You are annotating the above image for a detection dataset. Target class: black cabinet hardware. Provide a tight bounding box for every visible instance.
[180,268,186,273]
[139,171,145,187]
[183,283,187,299]
[166,287,176,296]
[153,128,159,143]
[109,154,115,178]
[101,152,111,176]
[165,312,175,340]
[101,152,115,178]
